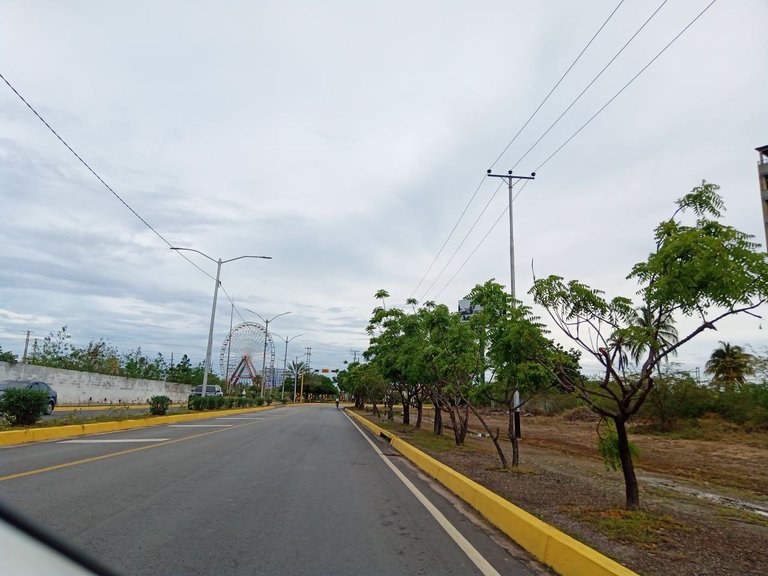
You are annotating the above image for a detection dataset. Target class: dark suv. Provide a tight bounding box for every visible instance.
[0,380,58,414]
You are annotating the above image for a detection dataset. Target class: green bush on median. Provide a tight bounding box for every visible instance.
[0,388,50,426]
[148,395,172,415]
[188,396,257,411]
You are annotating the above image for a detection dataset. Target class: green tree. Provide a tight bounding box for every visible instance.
[0,345,18,365]
[531,181,768,509]
[467,280,573,466]
[374,289,390,311]
[69,339,120,374]
[121,348,168,380]
[705,341,756,392]
[28,326,73,368]
[168,354,193,384]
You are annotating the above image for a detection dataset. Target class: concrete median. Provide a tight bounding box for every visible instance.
[0,406,275,447]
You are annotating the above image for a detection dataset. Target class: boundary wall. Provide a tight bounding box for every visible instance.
[0,361,191,404]
[346,409,639,576]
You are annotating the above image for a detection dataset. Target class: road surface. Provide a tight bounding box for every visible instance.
[0,405,541,576]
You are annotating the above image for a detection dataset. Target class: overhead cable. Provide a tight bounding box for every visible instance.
[0,72,217,283]
[431,0,719,299]
[508,0,670,171]
[410,0,626,300]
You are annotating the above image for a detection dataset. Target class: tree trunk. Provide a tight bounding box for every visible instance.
[433,396,443,436]
[415,400,423,429]
[402,397,410,425]
[615,417,640,510]
[507,403,520,466]
[386,397,394,421]
[468,403,507,468]
[450,404,469,445]
[372,402,379,418]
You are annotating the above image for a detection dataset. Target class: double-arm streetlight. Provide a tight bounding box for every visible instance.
[244,308,291,396]
[272,332,303,400]
[171,247,271,397]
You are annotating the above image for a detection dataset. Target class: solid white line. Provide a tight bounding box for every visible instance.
[345,413,501,576]
[58,439,170,444]
[168,424,233,428]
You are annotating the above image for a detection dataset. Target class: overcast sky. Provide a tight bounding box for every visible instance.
[1,1,766,378]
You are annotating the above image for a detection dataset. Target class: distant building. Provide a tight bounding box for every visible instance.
[757,145,768,251]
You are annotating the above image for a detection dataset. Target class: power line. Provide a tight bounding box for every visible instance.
[419,179,505,302]
[0,71,214,282]
[431,0,719,299]
[434,206,510,300]
[489,0,627,170]
[509,0,670,172]
[410,1,626,301]
[409,173,487,299]
[531,0,719,175]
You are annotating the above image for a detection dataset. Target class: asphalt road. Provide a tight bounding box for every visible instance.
[0,406,541,576]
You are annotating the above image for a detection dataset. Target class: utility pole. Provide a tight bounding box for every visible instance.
[486,169,536,438]
[22,330,30,363]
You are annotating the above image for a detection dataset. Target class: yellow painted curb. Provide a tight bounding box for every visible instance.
[0,406,275,447]
[346,409,639,576]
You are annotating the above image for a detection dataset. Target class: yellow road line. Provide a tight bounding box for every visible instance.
[0,420,258,482]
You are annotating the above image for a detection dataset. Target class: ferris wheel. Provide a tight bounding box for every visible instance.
[219,321,275,387]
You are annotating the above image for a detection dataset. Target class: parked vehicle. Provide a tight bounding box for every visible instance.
[188,385,223,397]
[0,380,58,414]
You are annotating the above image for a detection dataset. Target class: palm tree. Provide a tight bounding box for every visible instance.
[608,305,678,372]
[628,305,679,367]
[374,289,390,311]
[705,342,755,392]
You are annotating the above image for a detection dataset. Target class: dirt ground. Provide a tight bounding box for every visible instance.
[368,408,768,576]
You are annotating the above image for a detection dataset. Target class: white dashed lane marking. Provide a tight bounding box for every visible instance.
[168,424,233,428]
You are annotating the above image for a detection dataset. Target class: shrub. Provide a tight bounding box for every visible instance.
[0,388,49,426]
[148,395,172,415]
[256,396,265,406]
[562,406,600,422]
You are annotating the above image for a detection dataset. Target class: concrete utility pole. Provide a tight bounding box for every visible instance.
[485,170,536,439]
[22,330,30,363]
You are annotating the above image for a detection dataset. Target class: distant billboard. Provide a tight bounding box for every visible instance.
[458,299,482,321]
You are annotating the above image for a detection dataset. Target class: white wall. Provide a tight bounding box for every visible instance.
[0,362,191,404]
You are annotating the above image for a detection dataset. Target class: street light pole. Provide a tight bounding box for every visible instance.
[171,247,271,397]
[273,333,303,400]
[485,170,535,439]
[244,309,291,396]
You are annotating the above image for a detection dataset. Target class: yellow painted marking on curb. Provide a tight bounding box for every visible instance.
[345,409,640,576]
[0,420,258,482]
[0,406,275,448]
[344,411,501,576]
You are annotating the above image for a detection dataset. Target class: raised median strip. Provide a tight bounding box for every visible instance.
[0,406,275,447]
[346,408,639,576]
